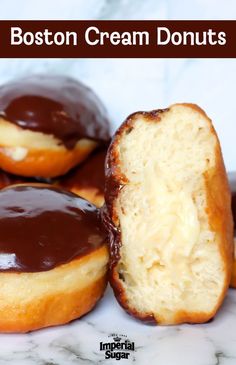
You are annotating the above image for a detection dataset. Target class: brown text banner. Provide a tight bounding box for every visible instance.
[0,20,235,58]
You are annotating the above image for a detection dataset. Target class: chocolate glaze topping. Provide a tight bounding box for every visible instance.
[0,185,106,272]
[60,146,107,193]
[0,75,110,149]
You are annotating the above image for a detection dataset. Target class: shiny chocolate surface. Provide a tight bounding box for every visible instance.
[0,185,106,272]
[0,75,110,149]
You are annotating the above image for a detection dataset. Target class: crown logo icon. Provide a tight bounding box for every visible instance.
[113,336,121,342]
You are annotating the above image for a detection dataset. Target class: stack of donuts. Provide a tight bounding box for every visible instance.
[0,76,234,333]
[0,74,109,207]
[0,75,110,332]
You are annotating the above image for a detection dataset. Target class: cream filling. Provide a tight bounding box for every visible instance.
[0,118,96,151]
[1,146,28,161]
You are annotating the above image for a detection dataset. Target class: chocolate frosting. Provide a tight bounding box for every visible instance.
[0,75,110,149]
[0,185,106,272]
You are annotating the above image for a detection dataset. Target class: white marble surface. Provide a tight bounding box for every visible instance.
[0,1,235,364]
[1,287,236,365]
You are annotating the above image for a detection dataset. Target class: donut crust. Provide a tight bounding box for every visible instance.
[230,239,236,287]
[104,103,233,325]
[0,245,108,333]
[0,144,97,178]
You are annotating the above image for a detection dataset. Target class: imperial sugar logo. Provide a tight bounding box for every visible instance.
[100,334,135,361]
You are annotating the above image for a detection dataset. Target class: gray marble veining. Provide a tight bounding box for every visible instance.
[1,288,236,364]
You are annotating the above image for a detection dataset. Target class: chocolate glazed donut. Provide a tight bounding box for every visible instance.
[0,75,111,177]
[0,185,108,332]
[0,145,107,207]
[59,146,108,207]
[0,75,110,148]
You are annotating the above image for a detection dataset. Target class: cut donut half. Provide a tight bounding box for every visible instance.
[104,103,233,325]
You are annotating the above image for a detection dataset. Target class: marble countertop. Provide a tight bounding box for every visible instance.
[0,286,235,365]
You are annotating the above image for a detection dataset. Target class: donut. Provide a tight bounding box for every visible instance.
[58,146,107,207]
[0,185,108,332]
[228,172,236,287]
[0,145,107,207]
[0,75,110,178]
[103,103,233,325]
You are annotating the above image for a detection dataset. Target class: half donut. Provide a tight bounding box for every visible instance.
[103,103,233,325]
